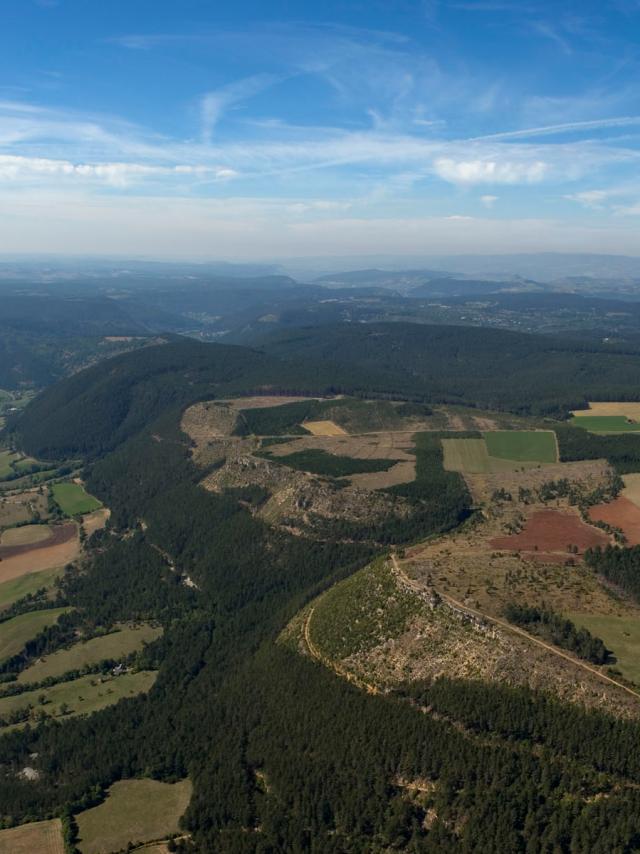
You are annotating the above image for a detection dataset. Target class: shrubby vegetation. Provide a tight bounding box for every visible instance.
[306,432,472,544]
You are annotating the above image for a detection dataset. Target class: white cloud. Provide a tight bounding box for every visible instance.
[433,157,548,184]
[200,74,280,142]
[480,194,498,207]
[0,154,237,186]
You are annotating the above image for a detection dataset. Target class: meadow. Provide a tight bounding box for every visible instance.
[440,438,530,474]
[568,614,640,685]
[18,623,162,684]
[0,670,158,729]
[483,430,558,463]
[75,778,192,854]
[0,451,18,480]
[570,415,640,434]
[0,819,64,854]
[0,566,62,611]
[0,607,69,662]
[0,524,51,546]
[52,482,101,516]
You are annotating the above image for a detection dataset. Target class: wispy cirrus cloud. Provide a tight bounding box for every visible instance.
[474,115,640,141]
[200,74,282,143]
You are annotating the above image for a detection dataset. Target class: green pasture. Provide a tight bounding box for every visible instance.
[570,415,640,434]
[483,430,557,463]
[18,623,162,684]
[0,607,69,663]
[0,670,157,730]
[76,778,192,854]
[51,482,101,516]
[0,568,62,611]
[568,613,640,685]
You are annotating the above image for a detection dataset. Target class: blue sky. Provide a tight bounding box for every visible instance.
[1,0,640,259]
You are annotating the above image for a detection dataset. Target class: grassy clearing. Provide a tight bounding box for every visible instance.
[51,482,101,516]
[442,438,492,473]
[570,415,640,434]
[0,451,18,480]
[0,607,69,662]
[0,524,51,546]
[573,402,640,419]
[303,420,347,436]
[0,670,158,729]
[267,448,399,477]
[76,778,192,854]
[483,430,557,463]
[0,819,64,854]
[0,567,62,611]
[310,559,422,660]
[0,491,49,528]
[18,623,162,684]
[568,614,640,684]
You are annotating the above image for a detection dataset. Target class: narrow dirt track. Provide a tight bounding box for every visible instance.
[302,606,377,694]
[390,554,640,701]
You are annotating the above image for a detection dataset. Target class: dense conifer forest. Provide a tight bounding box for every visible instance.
[14,323,640,460]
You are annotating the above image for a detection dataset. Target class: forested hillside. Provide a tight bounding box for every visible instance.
[11,339,380,459]
[261,322,640,415]
[3,388,640,852]
[14,322,640,461]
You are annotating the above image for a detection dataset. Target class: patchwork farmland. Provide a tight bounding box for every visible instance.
[443,430,557,474]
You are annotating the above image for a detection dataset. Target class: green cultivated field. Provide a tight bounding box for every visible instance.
[0,607,69,662]
[0,670,157,729]
[571,415,640,434]
[0,567,62,611]
[568,613,640,684]
[18,623,162,684]
[442,433,555,474]
[52,482,101,516]
[483,430,557,463]
[442,438,495,474]
[76,778,192,854]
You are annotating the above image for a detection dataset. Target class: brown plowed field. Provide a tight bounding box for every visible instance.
[0,523,75,560]
[490,509,609,559]
[589,497,640,546]
[0,523,79,583]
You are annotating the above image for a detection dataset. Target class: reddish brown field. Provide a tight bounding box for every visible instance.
[490,509,609,559]
[588,497,640,546]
